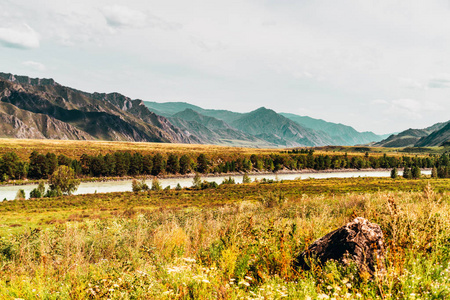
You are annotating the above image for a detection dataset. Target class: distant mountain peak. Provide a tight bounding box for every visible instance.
[0,72,58,87]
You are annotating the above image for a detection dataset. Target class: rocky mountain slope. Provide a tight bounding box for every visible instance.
[280,113,387,146]
[0,73,196,143]
[415,123,450,147]
[168,108,266,145]
[144,101,386,146]
[374,121,450,147]
[230,107,334,147]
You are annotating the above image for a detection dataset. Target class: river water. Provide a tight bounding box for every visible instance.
[0,169,431,201]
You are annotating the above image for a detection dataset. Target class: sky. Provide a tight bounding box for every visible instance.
[1,0,450,135]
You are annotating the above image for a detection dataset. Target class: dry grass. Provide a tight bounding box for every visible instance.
[1,178,450,299]
[0,138,426,161]
[0,138,285,160]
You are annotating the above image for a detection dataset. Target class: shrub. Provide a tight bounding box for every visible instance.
[242,173,251,184]
[29,188,42,199]
[390,167,398,179]
[15,189,25,200]
[192,173,202,189]
[151,177,162,191]
[221,177,236,185]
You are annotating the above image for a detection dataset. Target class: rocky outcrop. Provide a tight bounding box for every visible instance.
[0,102,94,140]
[0,74,202,143]
[294,217,385,275]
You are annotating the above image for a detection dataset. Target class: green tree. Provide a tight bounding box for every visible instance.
[411,166,421,179]
[166,154,180,174]
[196,154,209,174]
[48,166,80,195]
[130,153,144,175]
[431,167,438,178]
[46,152,58,175]
[152,153,165,176]
[179,155,192,174]
[90,155,105,177]
[1,152,24,180]
[103,153,116,176]
[403,166,412,179]
[70,160,82,175]
[142,155,153,175]
[58,154,72,166]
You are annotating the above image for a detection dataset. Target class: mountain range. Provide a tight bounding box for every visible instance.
[144,101,390,146]
[3,71,447,148]
[374,121,450,148]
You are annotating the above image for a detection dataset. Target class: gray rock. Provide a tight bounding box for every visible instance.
[294,217,385,275]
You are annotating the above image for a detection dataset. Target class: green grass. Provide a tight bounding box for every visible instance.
[1,177,450,299]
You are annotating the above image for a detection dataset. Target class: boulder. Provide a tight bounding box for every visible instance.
[294,217,385,275]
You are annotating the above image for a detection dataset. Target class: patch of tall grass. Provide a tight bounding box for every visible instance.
[1,184,450,298]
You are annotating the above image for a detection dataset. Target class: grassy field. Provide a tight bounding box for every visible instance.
[0,139,286,160]
[1,177,450,299]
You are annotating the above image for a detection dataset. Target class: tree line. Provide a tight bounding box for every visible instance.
[1,150,450,181]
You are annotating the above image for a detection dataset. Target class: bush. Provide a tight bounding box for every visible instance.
[200,181,218,190]
[390,167,398,179]
[15,189,25,200]
[221,177,236,185]
[132,179,149,193]
[29,188,42,199]
[151,177,162,191]
[242,173,251,184]
[192,173,202,189]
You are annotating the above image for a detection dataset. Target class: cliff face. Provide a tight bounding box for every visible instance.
[0,73,200,143]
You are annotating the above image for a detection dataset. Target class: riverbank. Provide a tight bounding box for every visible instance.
[1,169,432,201]
[0,167,424,187]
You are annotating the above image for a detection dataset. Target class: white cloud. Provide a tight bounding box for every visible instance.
[377,99,441,120]
[22,61,46,71]
[428,77,450,89]
[371,99,388,105]
[0,23,39,49]
[190,37,227,52]
[102,5,147,28]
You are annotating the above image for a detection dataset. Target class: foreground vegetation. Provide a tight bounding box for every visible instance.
[1,177,450,299]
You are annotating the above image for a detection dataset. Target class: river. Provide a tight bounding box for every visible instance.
[0,169,431,201]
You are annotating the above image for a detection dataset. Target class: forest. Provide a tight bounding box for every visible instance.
[1,149,450,181]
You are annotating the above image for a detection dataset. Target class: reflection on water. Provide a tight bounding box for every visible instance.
[0,170,431,201]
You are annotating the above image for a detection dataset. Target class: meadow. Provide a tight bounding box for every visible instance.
[0,139,282,161]
[0,138,424,161]
[1,177,450,299]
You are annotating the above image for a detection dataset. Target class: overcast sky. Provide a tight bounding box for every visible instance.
[1,0,450,134]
